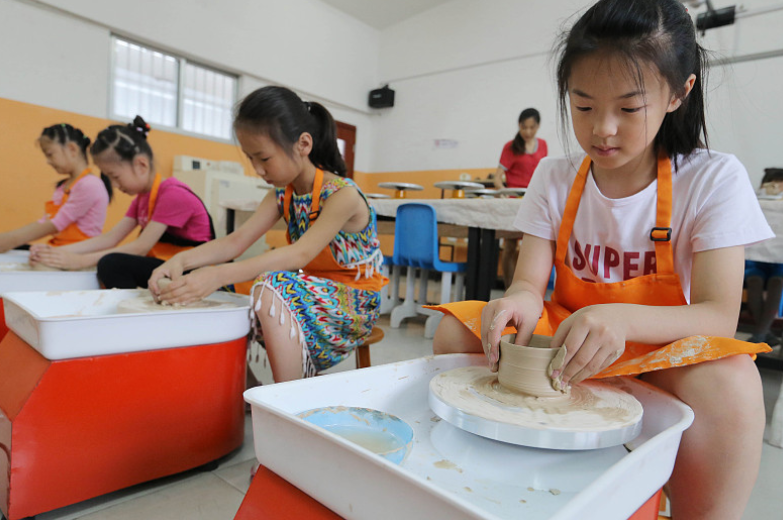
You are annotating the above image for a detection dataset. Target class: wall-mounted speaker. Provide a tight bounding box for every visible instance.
[369,85,395,108]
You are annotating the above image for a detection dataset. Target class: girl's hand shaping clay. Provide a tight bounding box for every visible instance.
[549,304,627,385]
[33,247,86,271]
[149,259,185,299]
[480,292,543,372]
[156,266,223,306]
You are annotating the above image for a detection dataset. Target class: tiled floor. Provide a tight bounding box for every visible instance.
[19,306,783,519]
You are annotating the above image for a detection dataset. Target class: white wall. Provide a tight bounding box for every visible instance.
[0,0,379,172]
[700,3,783,185]
[2,0,781,179]
[373,0,783,182]
[0,0,110,118]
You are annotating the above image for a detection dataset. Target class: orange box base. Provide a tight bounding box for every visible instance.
[0,332,246,520]
[234,466,664,519]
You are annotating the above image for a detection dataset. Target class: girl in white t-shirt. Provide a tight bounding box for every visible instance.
[432,0,772,517]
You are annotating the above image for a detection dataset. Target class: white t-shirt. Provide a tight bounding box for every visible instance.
[514,150,773,302]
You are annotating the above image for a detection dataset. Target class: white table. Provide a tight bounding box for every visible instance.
[371,198,524,301]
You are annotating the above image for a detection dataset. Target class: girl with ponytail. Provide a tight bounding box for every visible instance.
[0,123,111,252]
[150,86,385,383]
[432,1,772,517]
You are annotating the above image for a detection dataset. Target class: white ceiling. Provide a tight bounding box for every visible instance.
[318,0,454,30]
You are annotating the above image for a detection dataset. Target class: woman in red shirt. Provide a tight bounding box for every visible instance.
[494,108,547,287]
[493,108,547,189]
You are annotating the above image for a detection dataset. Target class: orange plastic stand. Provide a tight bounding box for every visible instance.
[234,466,340,520]
[0,332,246,520]
[234,466,662,519]
[628,488,664,520]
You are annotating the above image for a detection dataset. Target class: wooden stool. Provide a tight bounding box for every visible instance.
[355,327,385,369]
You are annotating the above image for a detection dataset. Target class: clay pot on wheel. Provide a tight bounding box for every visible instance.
[498,337,567,398]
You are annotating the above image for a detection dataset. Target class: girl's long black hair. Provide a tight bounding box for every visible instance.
[40,123,113,201]
[555,0,708,167]
[234,86,346,176]
[511,108,541,155]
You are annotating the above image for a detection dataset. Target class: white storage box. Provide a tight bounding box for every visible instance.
[0,251,99,295]
[245,354,693,520]
[2,289,250,360]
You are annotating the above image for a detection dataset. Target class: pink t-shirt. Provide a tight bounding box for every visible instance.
[499,138,548,188]
[39,174,109,236]
[126,177,212,242]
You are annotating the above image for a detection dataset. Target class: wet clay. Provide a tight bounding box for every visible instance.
[430,366,643,432]
[497,338,568,397]
[116,294,238,314]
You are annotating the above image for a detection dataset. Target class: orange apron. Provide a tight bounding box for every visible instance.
[144,173,214,261]
[46,168,93,246]
[434,155,770,378]
[281,168,386,293]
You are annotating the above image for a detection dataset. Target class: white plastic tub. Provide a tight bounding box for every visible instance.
[244,354,693,520]
[2,289,250,360]
[0,251,99,294]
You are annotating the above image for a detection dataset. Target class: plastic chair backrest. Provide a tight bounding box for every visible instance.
[392,203,438,269]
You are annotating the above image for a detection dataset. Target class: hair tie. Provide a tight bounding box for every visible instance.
[130,122,151,138]
[304,101,312,112]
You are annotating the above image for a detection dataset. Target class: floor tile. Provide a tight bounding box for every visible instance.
[214,459,257,495]
[75,473,244,520]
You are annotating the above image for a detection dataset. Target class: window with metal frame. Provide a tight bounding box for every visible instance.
[110,36,237,140]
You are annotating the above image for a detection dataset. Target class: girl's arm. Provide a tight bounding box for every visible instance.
[34,217,138,255]
[0,221,57,253]
[158,186,368,304]
[480,234,555,370]
[551,245,745,385]
[493,166,506,190]
[32,217,162,270]
[149,190,282,292]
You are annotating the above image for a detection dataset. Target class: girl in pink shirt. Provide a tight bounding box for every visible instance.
[0,123,112,252]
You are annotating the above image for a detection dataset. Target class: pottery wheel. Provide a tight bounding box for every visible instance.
[429,366,643,450]
[116,294,238,314]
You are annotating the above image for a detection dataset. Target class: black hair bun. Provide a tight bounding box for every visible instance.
[130,115,151,139]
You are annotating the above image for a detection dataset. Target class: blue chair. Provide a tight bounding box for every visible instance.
[389,203,467,338]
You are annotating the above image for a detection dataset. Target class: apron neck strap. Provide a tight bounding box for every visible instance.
[147,173,163,221]
[652,154,674,275]
[283,168,324,224]
[555,157,591,265]
[555,154,675,275]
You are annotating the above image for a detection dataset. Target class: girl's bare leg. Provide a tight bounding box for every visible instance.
[253,286,304,383]
[642,355,765,520]
[433,314,483,355]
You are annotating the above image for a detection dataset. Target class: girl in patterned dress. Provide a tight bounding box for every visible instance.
[149,86,385,382]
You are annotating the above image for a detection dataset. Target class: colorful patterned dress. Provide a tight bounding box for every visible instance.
[251,173,385,377]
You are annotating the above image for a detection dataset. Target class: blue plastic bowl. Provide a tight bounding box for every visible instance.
[297,406,414,465]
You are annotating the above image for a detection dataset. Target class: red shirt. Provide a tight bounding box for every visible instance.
[499,138,548,188]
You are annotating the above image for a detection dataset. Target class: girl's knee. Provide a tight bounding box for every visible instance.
[433,315,482,355]
[673,355,764,428]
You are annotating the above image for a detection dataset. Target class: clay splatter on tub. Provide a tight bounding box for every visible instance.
[433,459,462,473]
